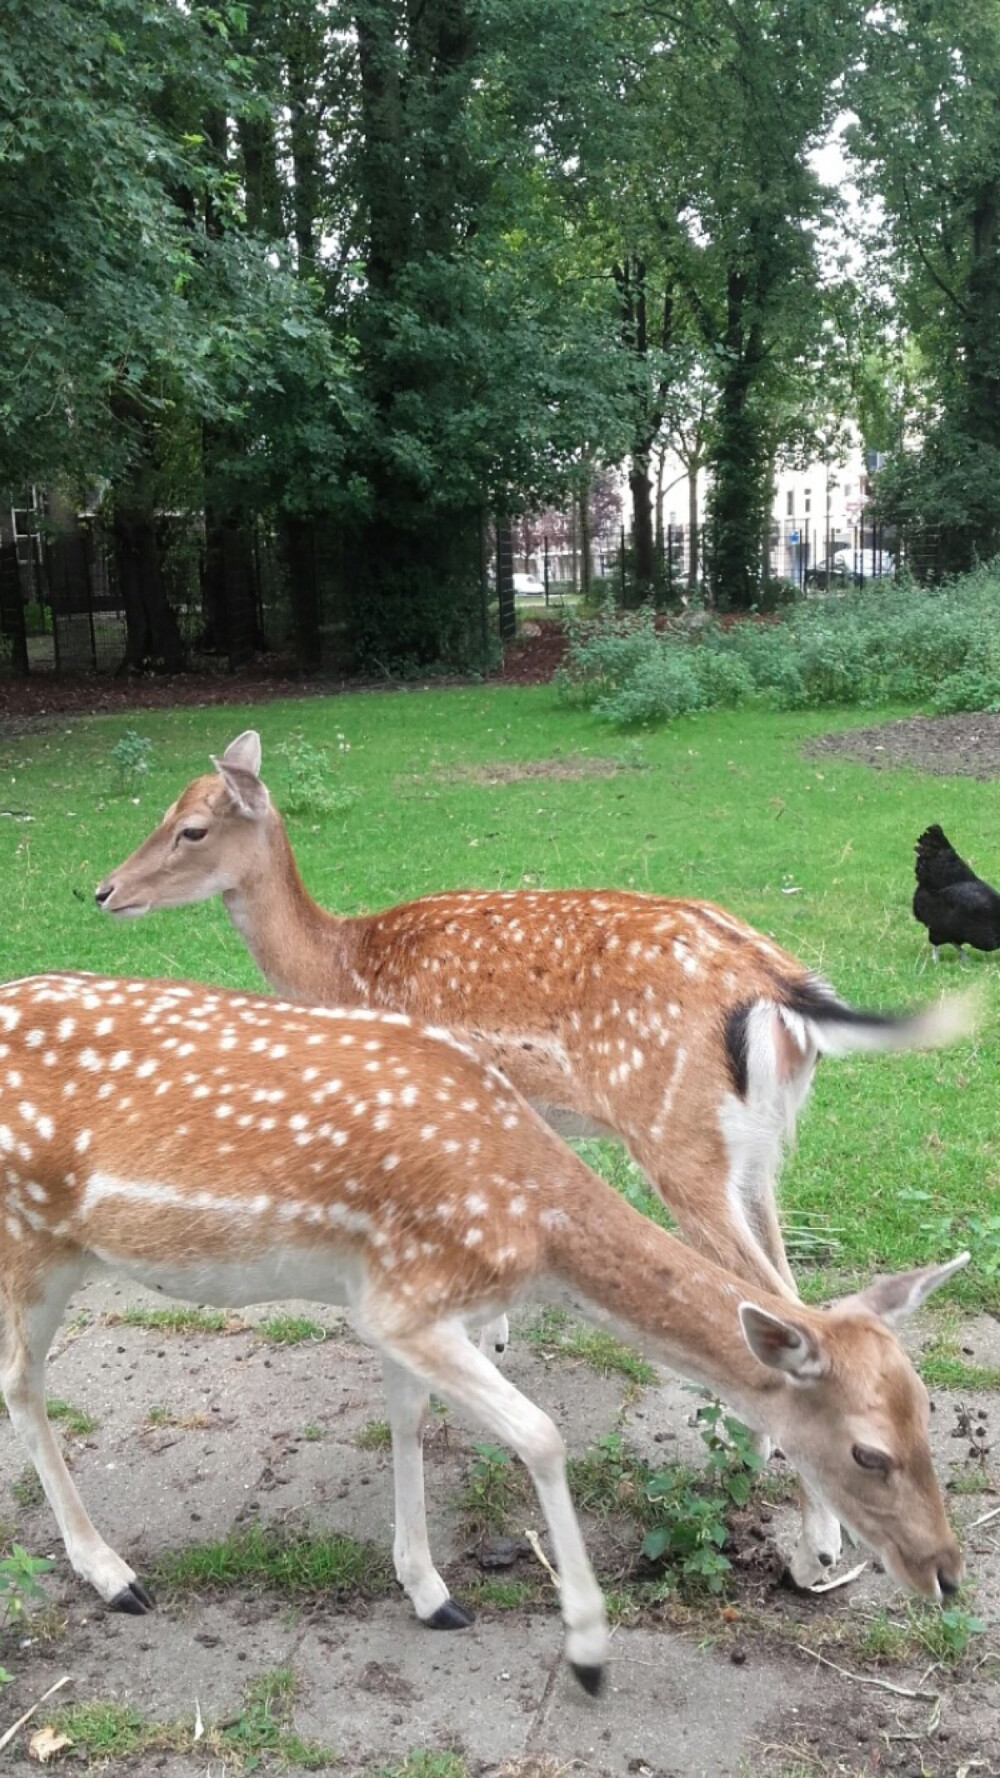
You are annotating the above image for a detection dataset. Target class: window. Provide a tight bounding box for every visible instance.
[786,491,794,517]
[804,488,812,515]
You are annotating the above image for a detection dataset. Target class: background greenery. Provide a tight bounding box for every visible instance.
[9,0,1000,662]
[3,685,997,1307]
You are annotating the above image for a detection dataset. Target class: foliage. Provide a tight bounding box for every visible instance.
[556,568,1000,723]
[150,1520,394,1599]
[274,734,358,818]
[109,730,154,794]
[641,1405,762,1595]
[0,1543,55,1683]
[460,1443,526,1533]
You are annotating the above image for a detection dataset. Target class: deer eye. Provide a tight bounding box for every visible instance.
[180,827,207,843]
[852,1444,891,1477]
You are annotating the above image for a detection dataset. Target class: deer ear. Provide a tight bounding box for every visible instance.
[212,756,270,820]
[839,1253,970,1328]
[219,731,262,779]
[739,1302,828,1380]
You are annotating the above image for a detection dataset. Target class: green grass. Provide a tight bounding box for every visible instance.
[524,1305,657,1385]
[373,1755,467,1778]
[149,1520,394,1601]
[53,1668,334,1769]
[108,1306,235,1335]
[44,1398,98,1436]
[256,1314,330,1345]
[356,1418,393,1451]
[3,691,1000,1304]
[918,1335,1000,1391]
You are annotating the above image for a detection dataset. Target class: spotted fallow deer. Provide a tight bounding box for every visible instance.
[95,731,973,1587]
[0,973,968,1691]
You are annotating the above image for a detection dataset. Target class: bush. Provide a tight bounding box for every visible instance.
[595,649,706,725]
[556,562,1000,726]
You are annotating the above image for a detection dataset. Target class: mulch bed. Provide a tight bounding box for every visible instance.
[0,625,569,736]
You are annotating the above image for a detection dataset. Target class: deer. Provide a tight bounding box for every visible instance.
[0,972,968,1693]
[95,731,974,1588]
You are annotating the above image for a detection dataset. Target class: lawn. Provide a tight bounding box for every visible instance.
[2,687,998,1305]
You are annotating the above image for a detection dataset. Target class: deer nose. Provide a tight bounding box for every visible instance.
[938,1567,961,1599]
[94,882,114,907]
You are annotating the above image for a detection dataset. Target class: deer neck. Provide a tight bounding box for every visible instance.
[222,815,361,1006]
[546,1163,786,1431]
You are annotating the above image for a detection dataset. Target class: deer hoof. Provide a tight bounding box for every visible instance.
[110,1580,155,1614]
[570,1662,604,1696]
[425,1597,474,1630]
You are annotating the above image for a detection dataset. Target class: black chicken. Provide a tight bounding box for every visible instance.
[913,824,1000,961]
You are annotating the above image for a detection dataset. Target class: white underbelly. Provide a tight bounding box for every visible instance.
[88,1246,365,1311]
[529,1101,619,1141]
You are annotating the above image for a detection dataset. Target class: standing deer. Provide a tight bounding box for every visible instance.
[96,732,973,1586]
[0,974,968,1691]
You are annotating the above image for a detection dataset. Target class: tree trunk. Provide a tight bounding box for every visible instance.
[0,508,29,677]
[628,458,656,602]
[112,502,185,674]
[579,472,592,596]
[708,268,768,610]
[283,513,323,671]
[688,466,700,594]
[495,517,515,642]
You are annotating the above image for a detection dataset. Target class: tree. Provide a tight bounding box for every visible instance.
[849,1,1000,575]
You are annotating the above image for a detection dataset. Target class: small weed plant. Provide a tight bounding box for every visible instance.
[460,1443,527,1532]
[641,1404,763,1595]
[0,1544,55,1683]
[275,733,358,818]
[109,729,153,792]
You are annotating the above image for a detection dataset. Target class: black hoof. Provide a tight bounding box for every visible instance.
[570,1662,604,1697]
[110,1580,155,1615]
[425,1597,474,1630]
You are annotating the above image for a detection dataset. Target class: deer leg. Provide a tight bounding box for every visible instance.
[381,1355,472,1629]
[476,1313,509,1356]
[380,1317,607,1693]
[1,1260,154,1614]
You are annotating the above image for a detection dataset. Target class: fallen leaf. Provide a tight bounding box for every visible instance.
[28,1725,72,1763]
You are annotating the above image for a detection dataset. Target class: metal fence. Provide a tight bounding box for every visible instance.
[0,494,305,679]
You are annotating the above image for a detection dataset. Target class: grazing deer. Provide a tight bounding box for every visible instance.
[95,732,973,1586]
[0,974,967,1692]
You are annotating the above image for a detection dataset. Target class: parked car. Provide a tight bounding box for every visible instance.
[513,572,546,597]
[804,548,895,589]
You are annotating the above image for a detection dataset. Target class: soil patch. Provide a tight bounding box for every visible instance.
[806,711,1000,780]
[417,755,630,787]
[0,626,568,738]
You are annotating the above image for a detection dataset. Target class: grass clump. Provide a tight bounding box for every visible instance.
[257,1314,330,1345]
[110,1305,235,1335]
[45,1398,98,1436]
[525,1305,657,1385]
[459,1444,530,1534]
[356,1418,392,1451]
[53,1669,334,1769]
[218,1666,333,1770]
[374,1755,467,1778]
[150,1520,393,1602]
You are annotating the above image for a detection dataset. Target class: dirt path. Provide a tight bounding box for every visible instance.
[1,1280,997,1777]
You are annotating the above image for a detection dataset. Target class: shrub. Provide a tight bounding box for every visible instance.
[594,648,706,725]
[556,561,1000,726]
